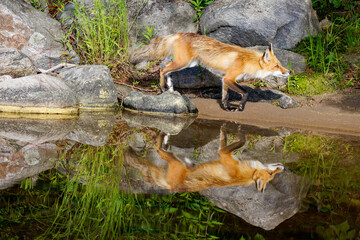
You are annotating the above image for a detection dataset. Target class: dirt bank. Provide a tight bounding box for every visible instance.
[190,89,360,137]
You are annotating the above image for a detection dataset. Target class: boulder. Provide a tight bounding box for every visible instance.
[0,0,79,70]
[58,65,118,110]
[127,0,198,48]
[0,74,78,114]
[0,47,37,78]
[200,0,321,49]
[123,91,198,115]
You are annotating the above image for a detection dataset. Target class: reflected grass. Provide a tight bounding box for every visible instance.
[284,133,360,213]
[39,140,224,239]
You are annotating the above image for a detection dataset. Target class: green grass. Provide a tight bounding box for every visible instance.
[37,142,225,239]
[65,0,130,65]
[288,10,360,96]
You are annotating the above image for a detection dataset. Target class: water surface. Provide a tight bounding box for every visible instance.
[0,112,359,239]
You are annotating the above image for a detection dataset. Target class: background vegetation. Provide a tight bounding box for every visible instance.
[287,0,360,95]
[27,0,359,96]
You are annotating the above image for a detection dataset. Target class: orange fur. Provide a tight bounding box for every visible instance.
[130,33,290,111]
[124,129,283,193]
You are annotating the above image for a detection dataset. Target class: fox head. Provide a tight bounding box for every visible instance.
[252,163,284,192]
[259,44,290,79]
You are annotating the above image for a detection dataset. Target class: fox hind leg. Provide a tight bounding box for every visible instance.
[222,78,249,111]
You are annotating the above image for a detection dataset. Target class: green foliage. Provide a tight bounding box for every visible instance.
[27,0,47,11]
[64,0,130,65]
[312,0,359,18]
[292,13,360,95]
[140,25,156,46]
[316,221,356,240]
[189,0,214,22]
[286,73,335,96]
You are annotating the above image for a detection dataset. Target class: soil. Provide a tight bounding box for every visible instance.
[188,88,360,137]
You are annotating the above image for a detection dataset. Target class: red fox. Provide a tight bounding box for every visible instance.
[130,33,290,111]
[124,128,284,193]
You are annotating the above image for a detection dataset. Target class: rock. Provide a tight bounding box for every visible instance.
[0,0,79,70]
[0,74,78,114]
[115,84,133,104]
[58,65,118,110]
[0,47,37,78]
[123,110,196,135]
[123,91,198,115]
[127,0,197,48]
[202,86,299,109]
[0,75,13,82]
[245,88,300,109]
[200,0,321,49]
[200,170,309,230]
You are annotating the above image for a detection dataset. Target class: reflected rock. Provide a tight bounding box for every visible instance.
[0,117,76,144]
[200,170,309,230]
[0,141,61,189]
[0,113,116,147]
[65,112,117,146]
[123,110,195,135]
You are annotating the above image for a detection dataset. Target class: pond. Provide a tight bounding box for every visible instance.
[0,111,359,240]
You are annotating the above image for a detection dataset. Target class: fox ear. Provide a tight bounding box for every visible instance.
[269,43,273,53]
[262,49,271,64]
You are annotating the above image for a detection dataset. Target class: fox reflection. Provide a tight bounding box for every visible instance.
[124,127,283,193]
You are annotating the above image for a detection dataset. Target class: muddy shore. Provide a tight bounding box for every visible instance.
[190,89,360,137]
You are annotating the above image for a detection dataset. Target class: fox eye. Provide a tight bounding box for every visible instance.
[275,64,280,68]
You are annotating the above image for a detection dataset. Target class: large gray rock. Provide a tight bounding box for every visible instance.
[58,65,118,110]
[127,0,198,48]
[0,74,78,114]
[0,47,37,78]
[200,0,321,49]
[0,0,79,70]
[123,91,198,115]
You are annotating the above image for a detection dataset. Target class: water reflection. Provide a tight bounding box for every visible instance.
[125,127,284,193]
[0,113,116,189]
[123,120,307,230]
[0,112,359,238]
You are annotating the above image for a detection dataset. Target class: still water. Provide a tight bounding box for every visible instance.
[0,111,359,239]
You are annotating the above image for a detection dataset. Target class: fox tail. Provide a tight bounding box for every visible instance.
[129,35,175,65]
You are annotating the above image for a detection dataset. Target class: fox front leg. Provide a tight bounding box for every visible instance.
[221,82,231,111]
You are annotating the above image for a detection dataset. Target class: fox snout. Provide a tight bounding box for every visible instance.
[277,67,290,78]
